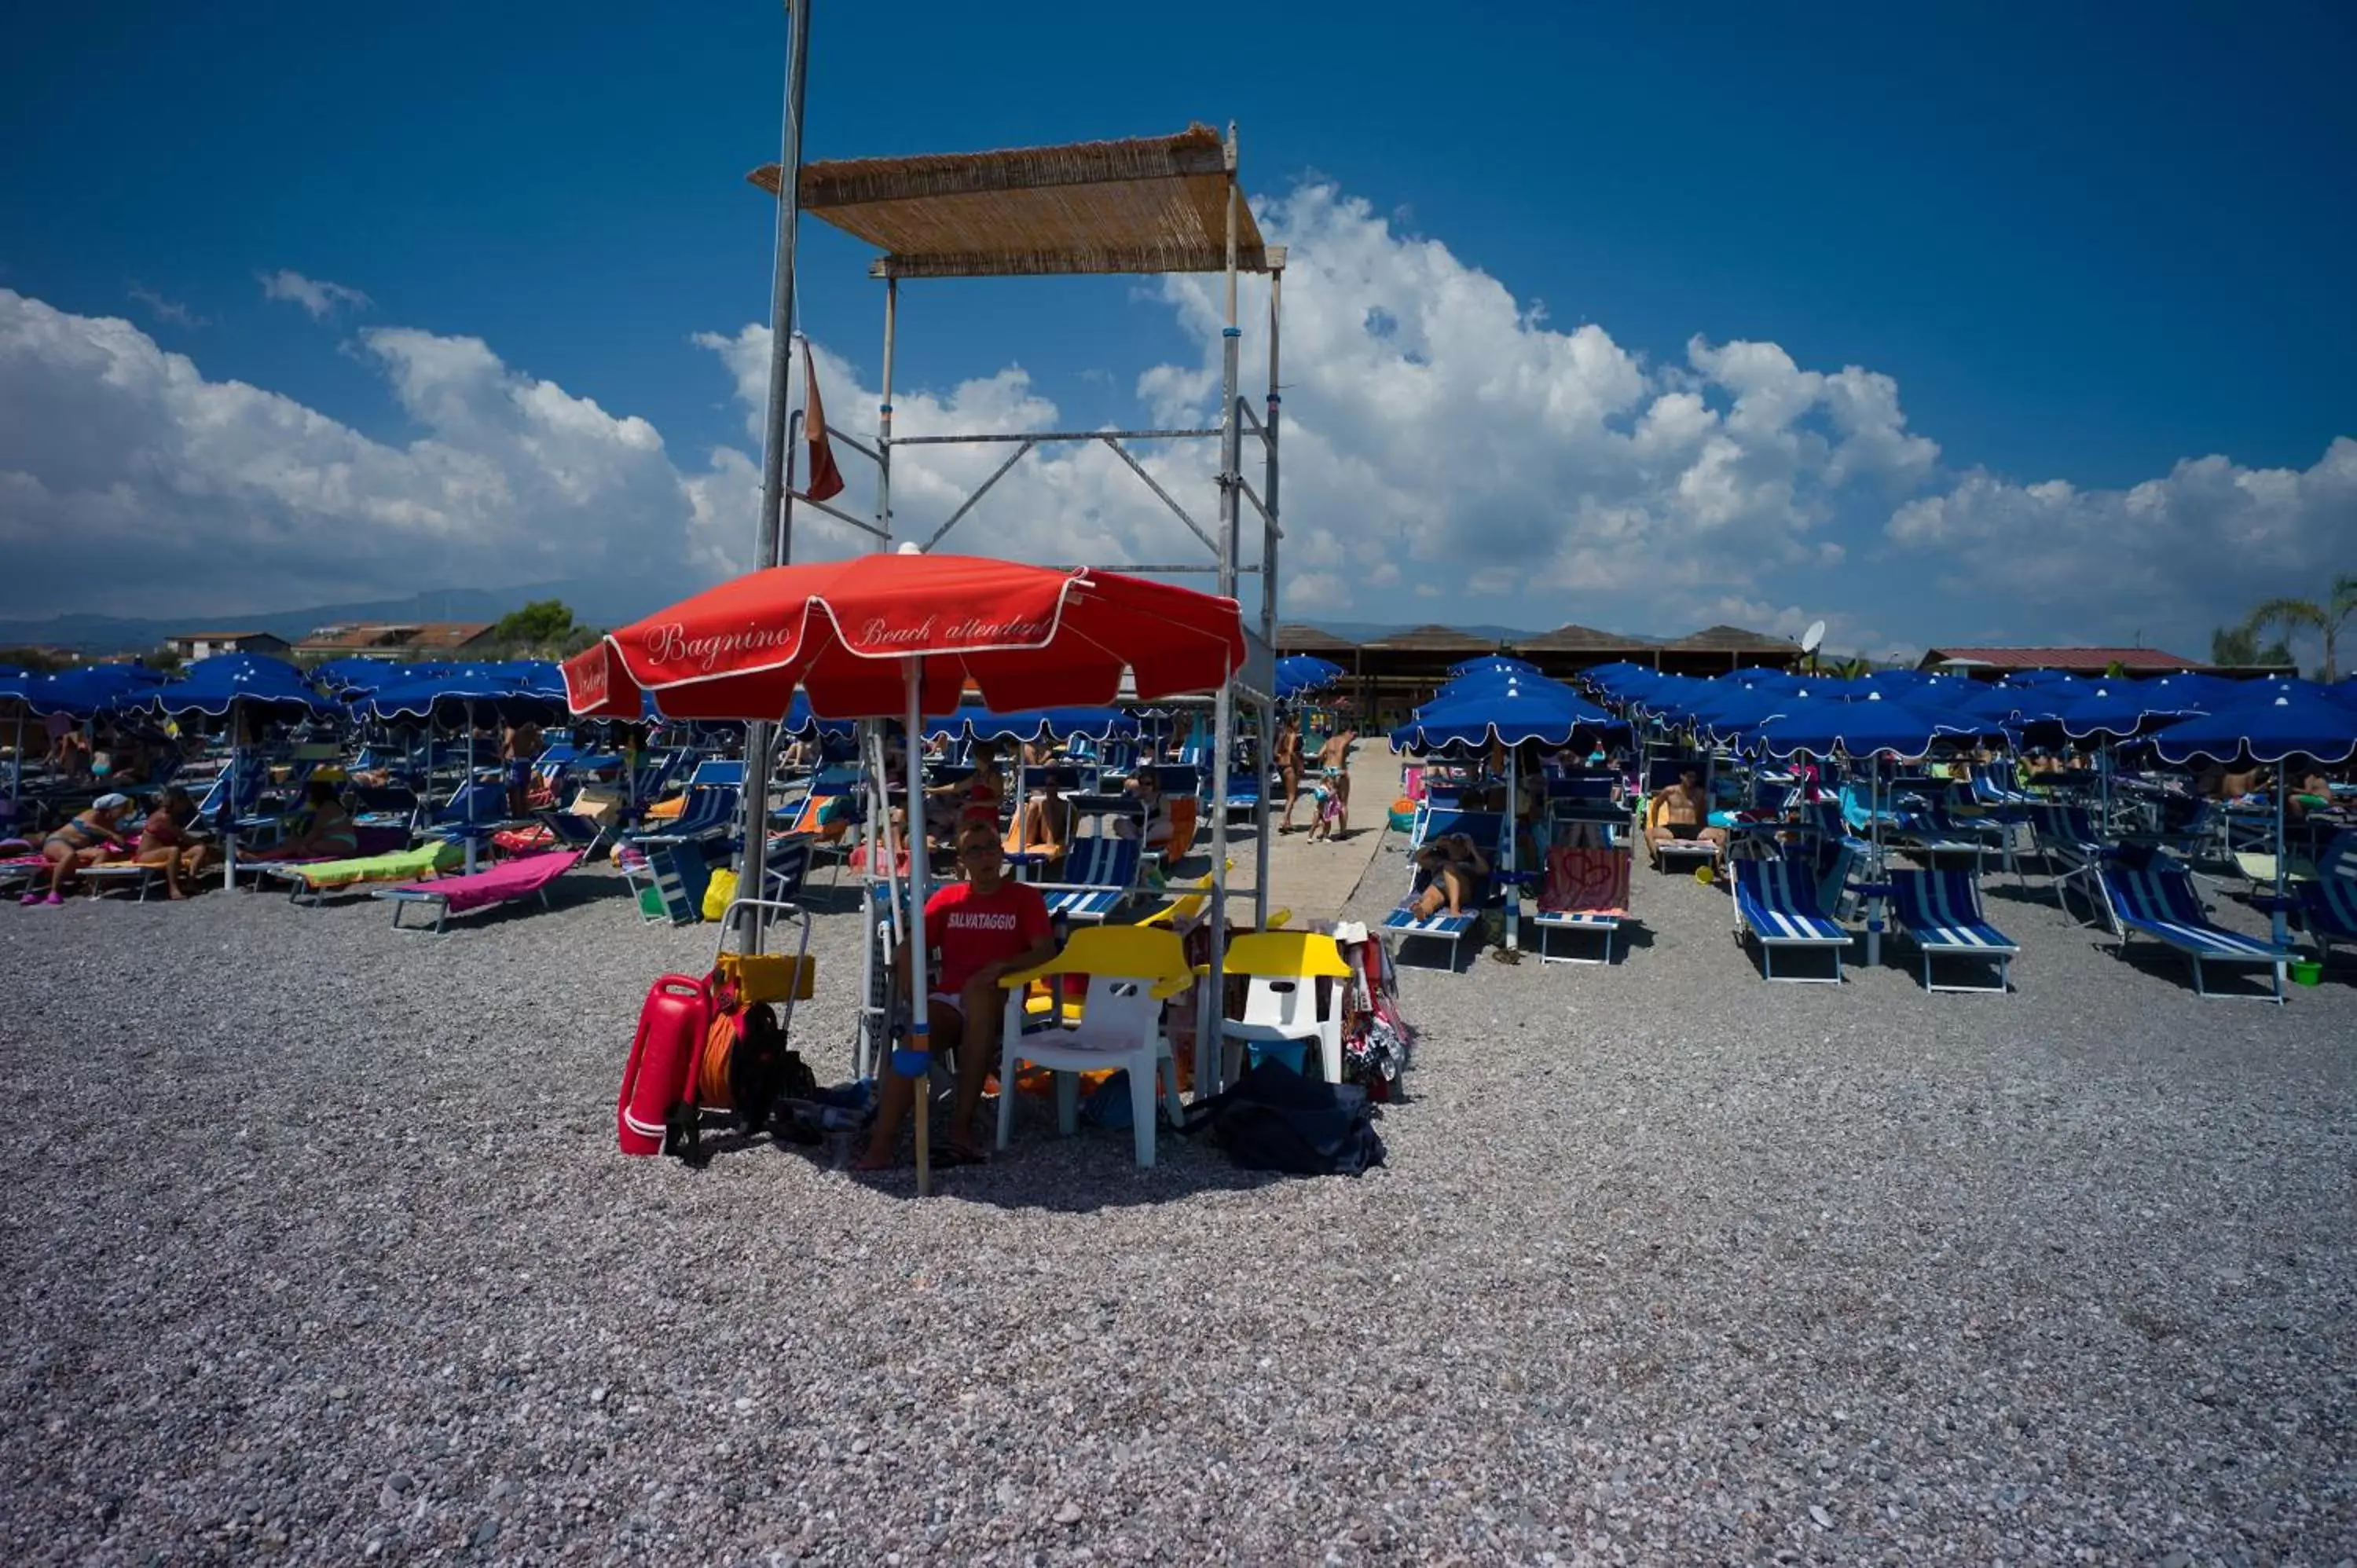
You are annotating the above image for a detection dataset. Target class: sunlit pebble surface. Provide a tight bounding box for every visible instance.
[2,852,2352,1566]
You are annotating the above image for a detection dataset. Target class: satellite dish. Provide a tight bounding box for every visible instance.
[1800,619,1827,654]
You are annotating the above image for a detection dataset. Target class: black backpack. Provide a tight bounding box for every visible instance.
[1182,1060,1385,1177]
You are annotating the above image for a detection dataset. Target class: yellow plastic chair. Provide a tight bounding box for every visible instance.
[1211,932,1354,1083]
[995,926,1193,1167]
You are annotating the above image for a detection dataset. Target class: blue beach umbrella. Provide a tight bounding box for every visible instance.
[2153,687,2357,946]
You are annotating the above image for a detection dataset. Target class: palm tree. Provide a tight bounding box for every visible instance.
[2244,574,2357,682]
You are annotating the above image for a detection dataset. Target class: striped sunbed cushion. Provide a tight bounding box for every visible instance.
[1891,871,2018,954]
[1380,908,1476,938]
[1047,887,1128,921]
[1533,908,1621,928]
[1734,859,1848,945]
[2102,866,2286,959]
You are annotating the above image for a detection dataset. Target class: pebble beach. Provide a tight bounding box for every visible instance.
[2,826,2352,1564]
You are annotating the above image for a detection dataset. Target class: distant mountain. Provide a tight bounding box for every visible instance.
[0,577,693,655]
[1302,621,1668,647]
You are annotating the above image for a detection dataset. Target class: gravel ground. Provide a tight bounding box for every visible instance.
[2,845,2352,1566]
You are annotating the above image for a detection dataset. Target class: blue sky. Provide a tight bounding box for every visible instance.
[4,1,2352,659]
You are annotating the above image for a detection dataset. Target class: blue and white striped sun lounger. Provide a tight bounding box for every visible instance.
[2028,804,2110,918]
[1732,857,1850,983]
[2097,862,2293,1003]
[2291,832,2355,966]
[1028,833,1142,923]
[1381,808,1506,969]
[1018,793,1146,923]
[1890,868,2019,993]
[1969,763,2036,811]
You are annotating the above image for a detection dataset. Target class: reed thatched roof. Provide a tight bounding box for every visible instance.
[1519,623,1648,654]
[1660,625,1802,654]
[750,124,1278,279]
[1361,625,1499,654]
[1274,623,1358,654]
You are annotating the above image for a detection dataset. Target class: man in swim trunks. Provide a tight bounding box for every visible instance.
[1644,765,1726,866]
[1310,728,1357,837]
[855,821,1059,1171]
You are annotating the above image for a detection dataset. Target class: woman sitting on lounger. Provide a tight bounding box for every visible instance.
[240,780,360,863]
[1644,767,1727,863]
[1409,831,1490,920]
[136,786,218,899]
[1004,771,1073,864]
[27,794,134,905]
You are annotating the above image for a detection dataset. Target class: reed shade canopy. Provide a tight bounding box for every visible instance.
[750,123,1281,279]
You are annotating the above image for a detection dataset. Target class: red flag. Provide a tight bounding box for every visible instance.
[801,349,846,503]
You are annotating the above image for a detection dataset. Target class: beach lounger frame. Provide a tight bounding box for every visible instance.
[1888,868,2019,994]
[1380,808,1507,969]
[379,849,585,935]
[1732,856,1851,984]
[2096,861,2292,1003]
[1530,843,1632,965]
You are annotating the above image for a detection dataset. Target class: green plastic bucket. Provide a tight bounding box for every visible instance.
[2289,959,2323,987]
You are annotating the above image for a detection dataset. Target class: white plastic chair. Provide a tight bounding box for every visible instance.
[1215,932,1354,1083]
[995,926,1192,1167]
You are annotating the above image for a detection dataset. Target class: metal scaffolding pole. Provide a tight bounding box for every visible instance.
[876,277,898,544]
[1252,266,1283,929]
[739,0,813,952]
[1198,126,1243,1097]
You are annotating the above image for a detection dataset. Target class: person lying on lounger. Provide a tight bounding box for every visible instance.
[1004,772,1073,863]
[27,793,134,905]
[1409,831,1490,919]
[1644,767,1726,862]
[854,821,1059,1172]
[240,780,360,864]
[136,786,218,899]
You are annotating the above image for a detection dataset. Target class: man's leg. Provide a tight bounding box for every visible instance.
[947,975,1003,1152]
[856,1000,963,1168]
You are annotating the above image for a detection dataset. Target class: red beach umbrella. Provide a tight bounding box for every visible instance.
[565,548,1247,1194]
[562,551,1246,721]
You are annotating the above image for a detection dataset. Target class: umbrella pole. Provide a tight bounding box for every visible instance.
[464,700,480,875]
[1504,739,1519,951]
[902,661,933,1197]
[222,697,240,890]
[2272,758,2290,952]
[1865,752,1884,969]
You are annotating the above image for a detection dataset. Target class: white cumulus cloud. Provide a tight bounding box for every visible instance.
[257,269,373,321]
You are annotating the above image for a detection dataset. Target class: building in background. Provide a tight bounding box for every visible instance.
[291,622,493,661]
[161,631,293,661]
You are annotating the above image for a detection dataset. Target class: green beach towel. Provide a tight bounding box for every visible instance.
[291,840,464,891]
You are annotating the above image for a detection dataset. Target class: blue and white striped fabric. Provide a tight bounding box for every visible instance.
[629,784,742,844]
[2099,864,2286,959]
[1732,858,1848,945]
[1891,870,2018,954]
[2294,832,2355,954]
[2029,804,2105,859]
[1034,833,1142,925]
[1380,907,1477,939]
[1970,764,2036,808]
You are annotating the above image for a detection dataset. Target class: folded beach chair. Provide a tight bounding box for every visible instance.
[1969,762,2036,811]
[2294,832,2357,966]
[1813,833,1870,922]
[621,839,719,925]
[1531,842,1633,965]
[266,840,466,906]
[625,760,743,849]
[1889,868,2019,994]
[1026,794,1146,923]
[1380,808,1507,969]
[379,849,583,934]
[2027,804,2111,918]
[1732,856,1851,983]
[2096,860,2293,1002]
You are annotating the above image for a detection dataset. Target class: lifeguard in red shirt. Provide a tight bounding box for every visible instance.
[855,820,1058,1171]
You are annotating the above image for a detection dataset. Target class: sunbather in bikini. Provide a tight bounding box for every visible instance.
[1409,831,1490,919]
[136,786,218,899]
[239,781,361,865]
[27,794,134,905]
